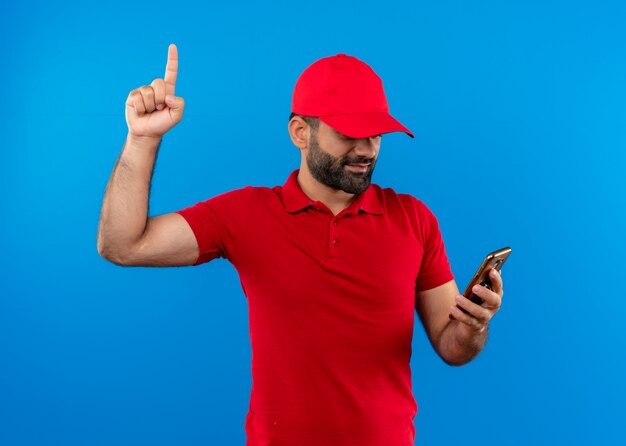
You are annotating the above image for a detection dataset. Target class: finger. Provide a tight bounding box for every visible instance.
[164,43,178,97]
[449,304,486,331]
[139,85,156,113]
[489,268,504,295]
[126,90,146,115]
[455,294,491,323]
[472,283,502,309]
[150,78,166,111]
[165,95,185,123]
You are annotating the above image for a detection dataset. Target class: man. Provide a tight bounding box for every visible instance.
[97,44,504,446]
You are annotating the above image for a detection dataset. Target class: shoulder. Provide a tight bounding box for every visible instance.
[371,184,433,217]
[373,185,444,241]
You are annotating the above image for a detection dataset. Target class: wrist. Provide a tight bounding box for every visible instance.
[126,133,162,149]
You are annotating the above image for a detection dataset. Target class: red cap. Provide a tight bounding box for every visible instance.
[291,53,414,139]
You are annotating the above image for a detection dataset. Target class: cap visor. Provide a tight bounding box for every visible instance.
[319,111,414,139]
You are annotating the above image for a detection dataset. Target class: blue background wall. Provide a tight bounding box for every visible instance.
[1,0,624,444]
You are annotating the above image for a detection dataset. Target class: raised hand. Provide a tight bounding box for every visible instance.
[125,44,185,139]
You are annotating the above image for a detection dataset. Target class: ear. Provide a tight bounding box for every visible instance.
[288,116,309,152]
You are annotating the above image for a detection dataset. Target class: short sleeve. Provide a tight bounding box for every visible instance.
[174,186,253,266]
[413,199,455,291]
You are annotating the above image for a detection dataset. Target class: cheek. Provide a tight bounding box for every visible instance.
[327,145,352,161]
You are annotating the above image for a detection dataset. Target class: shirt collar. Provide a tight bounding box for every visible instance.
[280,169,384,215]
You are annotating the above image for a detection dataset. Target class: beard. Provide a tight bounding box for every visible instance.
[305,131,377,195]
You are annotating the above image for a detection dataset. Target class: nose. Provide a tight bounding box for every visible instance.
[353,137,379,159]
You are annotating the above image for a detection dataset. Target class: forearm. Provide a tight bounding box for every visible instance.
[97,133,162,260]
[437,320,489,366]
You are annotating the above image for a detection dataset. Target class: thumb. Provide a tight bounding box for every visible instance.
[166,95,185,122]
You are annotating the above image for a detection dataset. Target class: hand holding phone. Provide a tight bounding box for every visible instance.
[450,246,511,320]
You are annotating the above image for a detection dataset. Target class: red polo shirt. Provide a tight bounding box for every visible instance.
[175,168,454,446]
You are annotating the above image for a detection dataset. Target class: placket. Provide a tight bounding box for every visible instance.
[328,215,341,258]
[311,200,359,259]
[328,209,359,259]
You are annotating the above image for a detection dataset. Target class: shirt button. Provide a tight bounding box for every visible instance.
[333,239,337,246]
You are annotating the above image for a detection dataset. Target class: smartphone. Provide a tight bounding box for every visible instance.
[450,246,512,320]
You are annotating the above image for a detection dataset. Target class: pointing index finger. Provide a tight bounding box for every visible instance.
[164,43,178,97]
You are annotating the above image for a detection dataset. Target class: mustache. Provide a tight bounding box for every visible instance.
[342,157,374,165]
